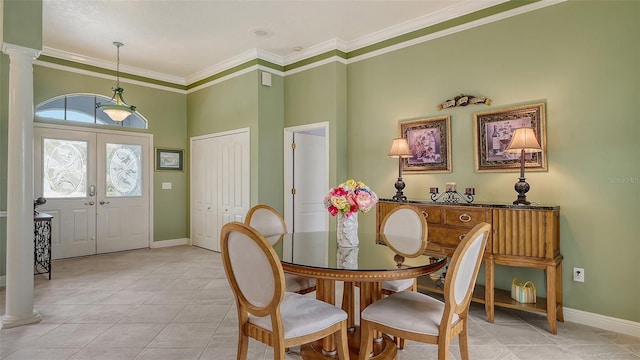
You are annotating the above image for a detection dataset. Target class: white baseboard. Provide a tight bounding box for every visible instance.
[150,238,189,248]
[564,307,640,338]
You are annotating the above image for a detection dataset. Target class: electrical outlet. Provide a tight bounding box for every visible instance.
[573,267,585,282]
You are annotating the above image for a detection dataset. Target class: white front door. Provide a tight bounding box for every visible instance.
[34,128,97,259]
[34,126,151,259]
[96,133,150,253]
[191,129,250,252]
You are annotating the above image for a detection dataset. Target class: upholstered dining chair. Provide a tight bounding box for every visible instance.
[379,204,429,295]
[245,204,316,294]
[220,222,350,360]
[374,204,429,348]
[359,222,491,360]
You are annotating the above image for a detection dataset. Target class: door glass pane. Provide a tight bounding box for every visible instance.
[43,139,88,198]
[106,143,142,197]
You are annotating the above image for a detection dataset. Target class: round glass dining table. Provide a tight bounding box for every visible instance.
[272,231,447,360]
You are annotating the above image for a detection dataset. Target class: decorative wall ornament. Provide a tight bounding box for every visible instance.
[437,94,492,110]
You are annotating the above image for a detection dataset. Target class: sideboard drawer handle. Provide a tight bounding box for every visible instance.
[459,234,466,241]
[459,213,472,222]
[422,211,429,219]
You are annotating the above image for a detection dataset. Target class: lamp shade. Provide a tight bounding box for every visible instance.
[387,138,413,158]
[505,127,542,153]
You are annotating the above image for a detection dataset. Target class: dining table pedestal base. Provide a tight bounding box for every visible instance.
[300,327,397,360]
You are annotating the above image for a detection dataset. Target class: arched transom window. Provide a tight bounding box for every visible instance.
[36,93,148,129]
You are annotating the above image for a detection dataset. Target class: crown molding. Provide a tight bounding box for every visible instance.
[41,46,186,86]
[34,59,186,94]
[283,38,348,65]
[38,0,565,89]
[345,0,508,54]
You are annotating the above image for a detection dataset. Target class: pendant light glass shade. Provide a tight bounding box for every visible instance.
[97,42,137,122]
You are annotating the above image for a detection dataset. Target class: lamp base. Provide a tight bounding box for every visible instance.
[513,177,531,205]
[392,177,407,202]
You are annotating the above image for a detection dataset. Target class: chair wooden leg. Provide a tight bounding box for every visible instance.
[359,320,375,360]
[437,335,451,360]
[459,320,470,360]
[237,331,249,360]
[336,324,350,360]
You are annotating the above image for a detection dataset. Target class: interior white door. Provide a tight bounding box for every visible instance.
[191,137,217,251]
[35,126,151,259]
[191,129,250,252]
[289,128,328,232]
[34,128,97,259]
[96,133,150,253]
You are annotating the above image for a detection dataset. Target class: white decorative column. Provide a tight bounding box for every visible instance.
[1,43,42,329]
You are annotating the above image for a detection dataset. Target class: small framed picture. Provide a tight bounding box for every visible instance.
[473,102,547,172]
[155,148,183,171]
[399,115,452,173]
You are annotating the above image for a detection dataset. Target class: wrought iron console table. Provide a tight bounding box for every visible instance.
[34,212,53,279]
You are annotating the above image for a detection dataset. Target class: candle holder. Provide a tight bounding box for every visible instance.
[429,186,475,204]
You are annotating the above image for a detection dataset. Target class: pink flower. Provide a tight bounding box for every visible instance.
[324,179,378,216]
[327,205,338,216]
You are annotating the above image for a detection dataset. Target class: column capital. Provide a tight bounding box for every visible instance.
[2,42,41,59]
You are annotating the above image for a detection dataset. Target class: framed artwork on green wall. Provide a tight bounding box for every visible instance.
[399,115,452,173]
[155,148,184,171]
[473,102,547,172]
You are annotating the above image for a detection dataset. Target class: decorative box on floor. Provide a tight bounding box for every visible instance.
[511,278,537,304]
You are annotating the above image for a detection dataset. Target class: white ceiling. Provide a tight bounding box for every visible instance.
[42,0,508,85]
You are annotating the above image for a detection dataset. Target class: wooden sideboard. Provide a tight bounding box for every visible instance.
[376,199,563,334]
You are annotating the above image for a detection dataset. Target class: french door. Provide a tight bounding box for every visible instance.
[34,126,151,259]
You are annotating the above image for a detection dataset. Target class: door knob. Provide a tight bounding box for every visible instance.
[99,201,110,205]
[85,201,95,206]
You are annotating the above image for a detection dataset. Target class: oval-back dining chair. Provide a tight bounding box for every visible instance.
[379,204,429,294]
[359,222,491,360]
[220,221,350,360]
[245,204,316,294]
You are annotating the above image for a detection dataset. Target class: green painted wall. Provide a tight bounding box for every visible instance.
[2,0,41,50]
[32,66,188,242]
[284,62,348,195]
[346,1,639,321]
[187,71,260,211]
[186,70,286,215]
[257,72,285,210]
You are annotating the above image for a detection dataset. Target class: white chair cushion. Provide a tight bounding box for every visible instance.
[361,290,458,336]
[381,278,414,292]
[249,292,347,339]
[285,274,316,293]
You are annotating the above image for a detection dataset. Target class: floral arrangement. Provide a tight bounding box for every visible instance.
[324,179,378,217]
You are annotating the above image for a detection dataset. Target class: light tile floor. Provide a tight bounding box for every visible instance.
[1,245,638,360]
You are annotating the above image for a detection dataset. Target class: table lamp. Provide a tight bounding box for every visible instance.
[504,126,542,205]
[387,138,413,202]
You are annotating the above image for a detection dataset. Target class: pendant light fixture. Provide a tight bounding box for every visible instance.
[97,41,136,122]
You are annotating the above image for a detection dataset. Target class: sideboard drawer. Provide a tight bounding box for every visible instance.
[413,205,442,225]
[444,208,490,227]
[428,225,469,249]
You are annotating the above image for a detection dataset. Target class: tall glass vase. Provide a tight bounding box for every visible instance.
[337,212,359,247]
